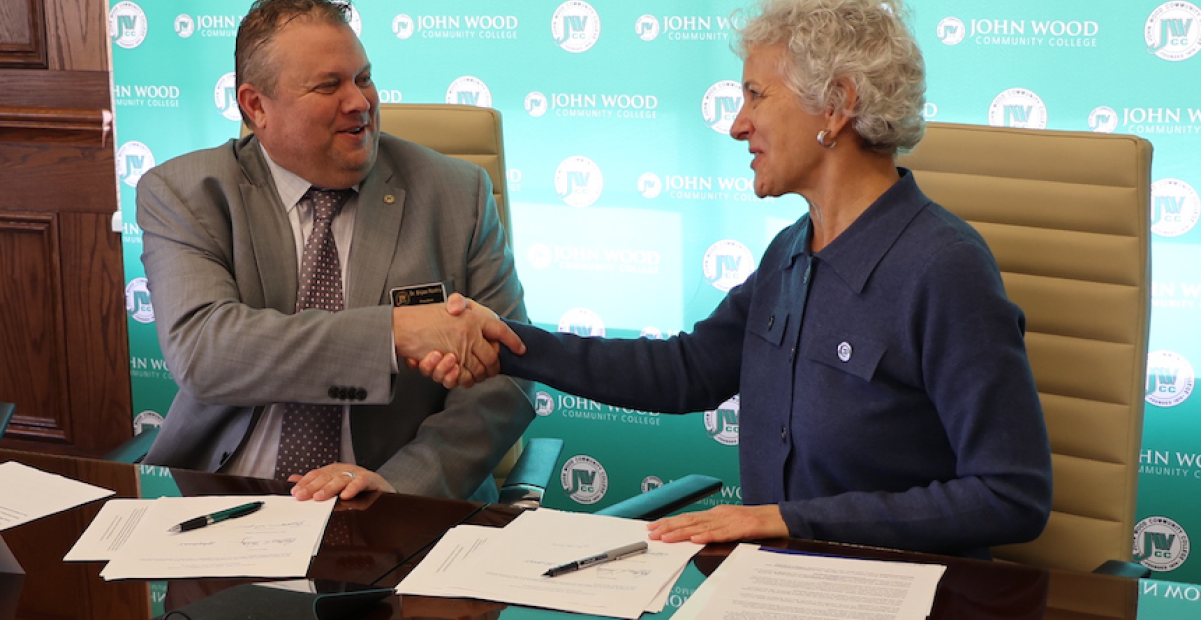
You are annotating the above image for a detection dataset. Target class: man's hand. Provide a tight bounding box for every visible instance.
[406,294,524,389]
[646,504,788,543]
[287,463,396,501]
[393,298,525,386]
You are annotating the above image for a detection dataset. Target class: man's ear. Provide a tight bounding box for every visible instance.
[237,83,267,131]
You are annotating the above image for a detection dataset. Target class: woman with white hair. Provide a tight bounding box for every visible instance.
[424,0,1052,559]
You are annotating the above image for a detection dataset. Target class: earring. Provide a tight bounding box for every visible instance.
[816,130,837,149]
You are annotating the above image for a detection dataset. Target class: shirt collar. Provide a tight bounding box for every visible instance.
[258,142,358,212]
[791,168,931,294]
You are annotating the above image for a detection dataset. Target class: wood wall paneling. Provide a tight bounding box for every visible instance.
[0,0,48,69]
[43,0,110,72]
[0,212,71,443]
[0,106,131,456]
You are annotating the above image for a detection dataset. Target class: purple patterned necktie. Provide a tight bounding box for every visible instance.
[275,188,354,480]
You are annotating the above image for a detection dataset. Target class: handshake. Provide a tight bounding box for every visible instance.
[392,293,522,388]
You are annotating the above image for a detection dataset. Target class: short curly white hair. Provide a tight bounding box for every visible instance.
[736,0,926,154]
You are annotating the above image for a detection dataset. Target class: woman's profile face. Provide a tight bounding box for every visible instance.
[729,44,827,199]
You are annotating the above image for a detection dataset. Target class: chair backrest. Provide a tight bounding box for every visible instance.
[378,104,511,235]
[897,122,1152,572]
[243,104,522,491]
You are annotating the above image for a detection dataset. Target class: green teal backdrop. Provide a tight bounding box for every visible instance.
[110,0,1201,586]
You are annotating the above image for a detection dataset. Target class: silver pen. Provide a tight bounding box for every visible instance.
[542,541,649,577]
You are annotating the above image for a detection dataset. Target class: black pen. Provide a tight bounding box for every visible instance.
[543,541,649,577]
[167,500,265,533]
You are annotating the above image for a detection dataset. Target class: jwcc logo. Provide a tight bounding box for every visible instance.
[554,156,604,207]
[1134,515,1191,572]
[561,455,608,504]
[551,1,601,53]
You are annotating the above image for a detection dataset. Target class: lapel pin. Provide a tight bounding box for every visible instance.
[384,194,396,204]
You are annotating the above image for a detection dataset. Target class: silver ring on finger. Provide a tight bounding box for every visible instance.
[341,471,356,480]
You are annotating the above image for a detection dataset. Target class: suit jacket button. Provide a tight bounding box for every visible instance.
[328,386,340,399]
[355,388,367,401]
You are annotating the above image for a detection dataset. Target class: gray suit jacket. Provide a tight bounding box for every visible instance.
[137,134,534,501]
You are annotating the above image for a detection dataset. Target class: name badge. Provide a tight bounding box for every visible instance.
[390,282,447,307]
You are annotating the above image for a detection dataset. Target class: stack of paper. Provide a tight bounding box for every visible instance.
[397,508,703,619]
[0,461,114,530]
[64,495,335,580]
[674,543,946,620]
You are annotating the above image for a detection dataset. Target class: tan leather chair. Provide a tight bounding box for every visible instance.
[898,122,1153,573]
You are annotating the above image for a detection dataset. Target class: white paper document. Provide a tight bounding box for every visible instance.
[64,498,152,562]
[0,461,114,531]
[396,509,703,619]
[674,543,946,620]
[97,495,334,580]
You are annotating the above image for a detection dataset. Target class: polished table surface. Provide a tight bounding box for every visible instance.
[0,448,1177,620]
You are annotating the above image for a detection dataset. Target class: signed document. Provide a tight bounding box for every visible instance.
[397,509,700,619]
[0,461,113,531]
[97,495,334,580]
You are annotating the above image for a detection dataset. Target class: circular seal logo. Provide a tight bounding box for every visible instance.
[701,80,744,134]
[133,410,164,434]
[527,243,552,269]
[554,156,604,207]
[1145,2,1201,61]
[703,395,740,446]
[551,1,601,53]
[116,141,155,188]
[987,88,1048,129]
[125,277,155,324]
[213,72,241,121]
[702,239,754,292]
[641,476,664,493]
[174,14,195,38]
[640,326,664,340]
[636,15,660,41]
[445,75,492,108]
[1150,178,1201,238]
[1145,350,1196,408]
[109,2,148,49]
[561,455,608,504]
[525,91,549,117]
[534,391,555,417]
[558,307,605,337]
[1134,515,1191,571]
[936,17,966,45]
[392,14,415,39]
[336,2,363,36]
[1088,106,1119,133]
[637,172,662,198]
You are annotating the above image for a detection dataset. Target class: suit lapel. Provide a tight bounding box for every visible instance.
[237,139,299,313]
[347,160,406,309]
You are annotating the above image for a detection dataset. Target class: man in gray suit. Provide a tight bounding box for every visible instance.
[137,0,533,503]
